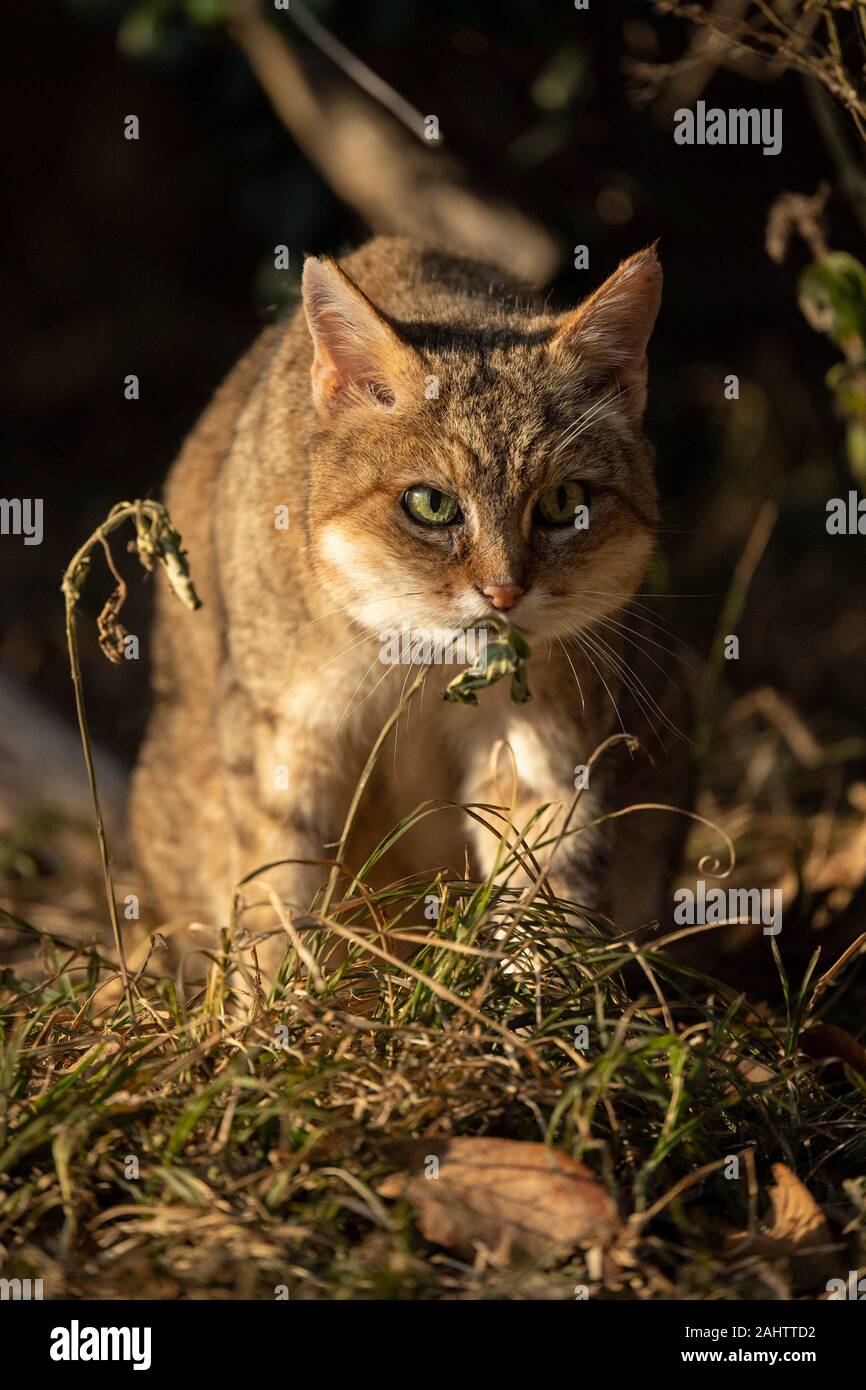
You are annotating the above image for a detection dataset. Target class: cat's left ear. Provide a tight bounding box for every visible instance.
[301,255,418,417]
[549,246,662,422]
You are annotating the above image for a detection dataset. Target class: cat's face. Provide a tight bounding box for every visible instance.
[302,250,661,648]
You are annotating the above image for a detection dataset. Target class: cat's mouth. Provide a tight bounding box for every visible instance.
[460,613,532,639]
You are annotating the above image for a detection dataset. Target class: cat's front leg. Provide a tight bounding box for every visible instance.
[216,676,360,984]
[463,708,613,930]
[464,696,692,945]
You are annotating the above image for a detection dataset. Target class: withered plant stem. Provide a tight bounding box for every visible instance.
[61,500,202,1033]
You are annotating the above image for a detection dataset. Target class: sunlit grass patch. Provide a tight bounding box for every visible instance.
[2,831,865,1299]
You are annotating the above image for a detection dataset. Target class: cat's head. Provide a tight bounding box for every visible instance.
[300,247,662,647]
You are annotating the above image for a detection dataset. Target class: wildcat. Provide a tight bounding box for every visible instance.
[130,237,693,982]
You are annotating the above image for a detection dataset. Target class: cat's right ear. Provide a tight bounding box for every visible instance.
[301,255,416,418]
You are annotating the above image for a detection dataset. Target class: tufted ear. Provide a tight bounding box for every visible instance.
[549,247,662,421]
[301,255,418,418]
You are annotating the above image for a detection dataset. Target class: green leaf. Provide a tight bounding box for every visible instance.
[184,0,227,23]
[443,620,533,705]
[826,361,866,420]
[846,421,866,489]
[798,252,866,353]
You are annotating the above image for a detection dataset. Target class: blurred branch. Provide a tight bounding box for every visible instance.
[287,0,429,143]
[228,0,563,285]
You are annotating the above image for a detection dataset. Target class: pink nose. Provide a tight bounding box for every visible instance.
[482,582,525,611]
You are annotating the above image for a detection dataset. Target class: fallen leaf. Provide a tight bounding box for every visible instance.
[764,1164,832,1249]
[799,1023,866,1078]
[726,1163,840,1292]
[732,1056,775,1086]
[377,1136,618,1265]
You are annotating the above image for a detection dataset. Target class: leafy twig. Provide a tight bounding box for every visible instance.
[443,618,533,706]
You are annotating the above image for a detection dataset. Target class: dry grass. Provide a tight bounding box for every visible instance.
[2,771,866,1299]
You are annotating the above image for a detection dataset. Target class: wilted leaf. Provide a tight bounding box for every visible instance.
[96,579,129,666]
[135,515,201,613]
[378,1136,618,1264]
[443,622,532,706]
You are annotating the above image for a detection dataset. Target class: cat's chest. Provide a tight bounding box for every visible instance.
[261,637,604,806]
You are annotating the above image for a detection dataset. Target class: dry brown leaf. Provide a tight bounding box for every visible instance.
[726,1163,840,1292]
[799,1023,866,1079]
[764,1164,831,1249]
[733,1056,775,1085]
[377,1136,618,1265]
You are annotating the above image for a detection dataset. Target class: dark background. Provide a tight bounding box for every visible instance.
[2,0,863,769]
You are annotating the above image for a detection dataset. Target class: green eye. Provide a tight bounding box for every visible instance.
[404,485,461,527]
[535,480,587,527]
